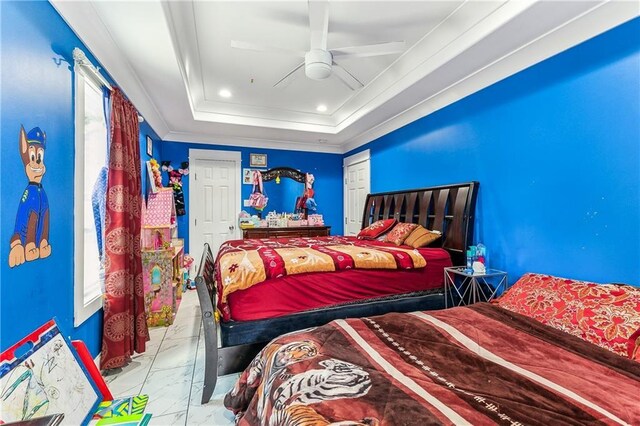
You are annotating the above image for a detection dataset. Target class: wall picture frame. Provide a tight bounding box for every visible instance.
[250,153,267,168]
[243,168,253,185]
[146,135,153,157]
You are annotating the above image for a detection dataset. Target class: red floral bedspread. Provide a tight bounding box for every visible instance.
[225,303,640,425]
[215,236,426,320]
[496,273,640,358]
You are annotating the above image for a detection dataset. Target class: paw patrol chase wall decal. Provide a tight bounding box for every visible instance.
[8,126,51,268]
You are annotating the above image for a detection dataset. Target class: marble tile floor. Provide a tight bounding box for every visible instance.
[102,290,238,425]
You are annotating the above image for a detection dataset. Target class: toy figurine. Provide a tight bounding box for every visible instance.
[153,230,164,250]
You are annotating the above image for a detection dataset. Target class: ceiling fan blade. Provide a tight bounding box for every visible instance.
[273,61,305,88]
[331,41,406,59]
[332,62,364,91]
[308,0,329,51]
[231,40,305,57]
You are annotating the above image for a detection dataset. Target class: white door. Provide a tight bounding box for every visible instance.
[344,151,371,236]
[190,154,240,268]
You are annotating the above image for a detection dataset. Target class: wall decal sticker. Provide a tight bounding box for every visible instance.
[8,126,51,268]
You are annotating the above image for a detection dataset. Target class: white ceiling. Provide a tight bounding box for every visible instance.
[52,1,638,154]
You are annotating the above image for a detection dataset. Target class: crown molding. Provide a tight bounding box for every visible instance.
[163,131,343,154]
[52,0,638,155]
[51,0,170,137]
[342,0,639,153]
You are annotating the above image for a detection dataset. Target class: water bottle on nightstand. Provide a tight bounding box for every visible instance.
[476,243,486,266]
[464,250,473,274]
[474,243,487,274]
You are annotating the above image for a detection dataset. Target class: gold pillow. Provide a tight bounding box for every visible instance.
[404,225,441,248]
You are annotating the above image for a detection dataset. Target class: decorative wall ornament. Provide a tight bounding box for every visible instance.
[9,126,51,268]
[261,166,306,183]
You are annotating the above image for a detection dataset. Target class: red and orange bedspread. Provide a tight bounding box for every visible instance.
[215,236,426,312]
[225,303,640,425]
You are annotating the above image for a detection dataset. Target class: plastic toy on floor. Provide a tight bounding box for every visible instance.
[183,254,196,290]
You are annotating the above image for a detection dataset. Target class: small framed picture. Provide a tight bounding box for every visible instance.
[250,153,267,168]
[243,168,253,185]
[146,135,153,157]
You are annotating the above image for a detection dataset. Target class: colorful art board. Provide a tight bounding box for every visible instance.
[0,320,102,425]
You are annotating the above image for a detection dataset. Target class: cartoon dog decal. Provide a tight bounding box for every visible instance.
[8,126,51,267]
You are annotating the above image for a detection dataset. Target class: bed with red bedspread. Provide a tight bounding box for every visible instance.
[195,183,479,404]
[225,272,640,424]
[225,302,640,425]
[217,236,452,322]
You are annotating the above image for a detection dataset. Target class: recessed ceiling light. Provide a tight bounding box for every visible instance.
[316,104,327,112]
[219,89,232,98]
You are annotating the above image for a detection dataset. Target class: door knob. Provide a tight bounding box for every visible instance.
[229,225,235,231]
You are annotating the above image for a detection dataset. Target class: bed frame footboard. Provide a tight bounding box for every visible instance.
[195,244,265,404]
[194,273,218,404]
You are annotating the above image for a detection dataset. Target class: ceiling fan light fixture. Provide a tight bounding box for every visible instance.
[218,89,232,98]
[305,49,332,80]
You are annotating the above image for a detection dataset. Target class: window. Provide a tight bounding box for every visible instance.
[74,49,109,326]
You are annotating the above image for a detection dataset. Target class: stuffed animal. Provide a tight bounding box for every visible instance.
[162,161,188,216]
[149,159,163,189]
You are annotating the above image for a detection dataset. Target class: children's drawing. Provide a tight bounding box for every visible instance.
[8,126,51,268]
[0,320,101,425]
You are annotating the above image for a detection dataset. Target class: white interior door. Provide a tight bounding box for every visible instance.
[344,150,371,236]
[190,151,240,268]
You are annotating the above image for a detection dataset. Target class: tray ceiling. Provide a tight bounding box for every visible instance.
[52,1,638,153]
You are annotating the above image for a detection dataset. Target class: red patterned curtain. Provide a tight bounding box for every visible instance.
[101,88,148,370]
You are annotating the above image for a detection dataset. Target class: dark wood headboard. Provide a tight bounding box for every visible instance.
[361,182,479,266]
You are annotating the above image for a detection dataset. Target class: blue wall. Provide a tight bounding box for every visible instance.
[347,18,640,286]
[1,1,163,356]
[159,142,344,250]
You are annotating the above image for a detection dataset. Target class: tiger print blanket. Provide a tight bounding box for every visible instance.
[215,236,426,314]
[225,303,640,425]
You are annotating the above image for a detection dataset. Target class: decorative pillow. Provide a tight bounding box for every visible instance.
[375,232,391,242]
[496,273,640,358]
[403,225,442,248]
[384,223,419,246]
[357,219,397,240]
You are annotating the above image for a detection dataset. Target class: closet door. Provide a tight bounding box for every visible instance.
[343,151,370,236]
[191,155,239,265]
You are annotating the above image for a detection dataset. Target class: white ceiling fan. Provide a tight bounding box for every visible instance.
[231,0,406,90]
